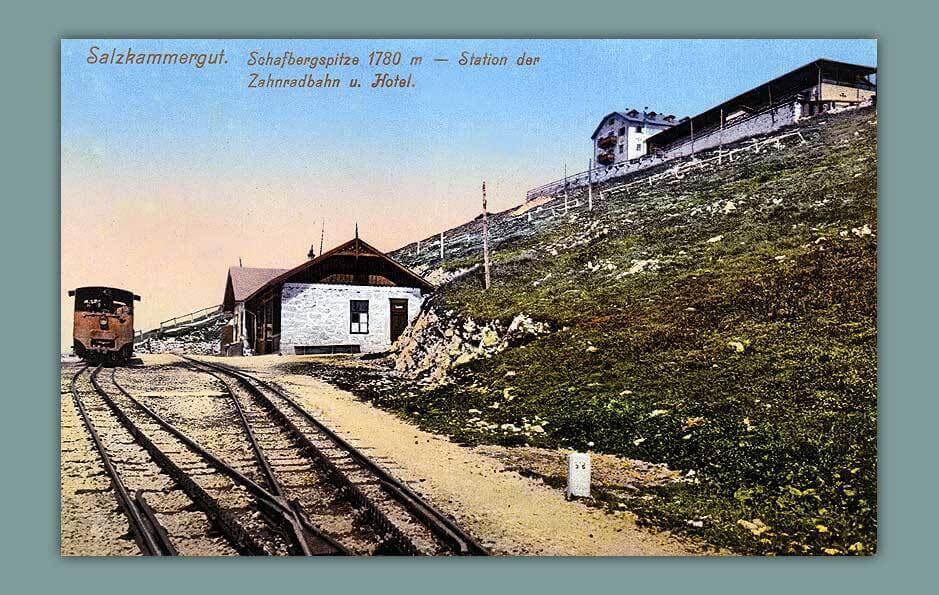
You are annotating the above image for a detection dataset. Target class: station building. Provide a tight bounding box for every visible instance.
[221,235,433,356]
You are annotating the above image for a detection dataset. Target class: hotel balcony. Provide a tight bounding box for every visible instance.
[597,134,617,149]
[597,151,615,165]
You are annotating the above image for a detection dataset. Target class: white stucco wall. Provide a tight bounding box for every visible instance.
[279,283,423,354]
[593,114,674,165]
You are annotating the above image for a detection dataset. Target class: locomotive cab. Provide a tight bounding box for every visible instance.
[69,286,140,363]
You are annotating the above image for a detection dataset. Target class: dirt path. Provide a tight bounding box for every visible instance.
[213,355,702,556]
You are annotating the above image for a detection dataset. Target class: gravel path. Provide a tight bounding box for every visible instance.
[218,355,703,556]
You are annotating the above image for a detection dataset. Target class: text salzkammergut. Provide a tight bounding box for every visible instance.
[86,46,227,68]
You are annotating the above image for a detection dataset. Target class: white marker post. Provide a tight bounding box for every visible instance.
[566,452,591,500]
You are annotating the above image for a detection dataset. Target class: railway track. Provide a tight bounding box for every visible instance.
[68,364,332,555]
[180,356,488,556]
[65,359,487,556]
[68,365,241,555]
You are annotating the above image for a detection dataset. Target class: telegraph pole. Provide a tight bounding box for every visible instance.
[319,220,325,256]
[482,182,491,290]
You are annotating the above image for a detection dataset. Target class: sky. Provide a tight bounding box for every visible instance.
[60,38,876,347]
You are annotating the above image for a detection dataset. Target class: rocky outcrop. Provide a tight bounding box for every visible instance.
[389,305,550,385]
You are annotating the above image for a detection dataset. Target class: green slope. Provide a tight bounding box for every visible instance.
[305,107,878,555]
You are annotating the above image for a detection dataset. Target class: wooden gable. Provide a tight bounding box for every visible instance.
[245,237,434,303]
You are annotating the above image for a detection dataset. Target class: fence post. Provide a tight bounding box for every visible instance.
[587,158,594,211]
[719,107,724,165]
[563,163,569,214]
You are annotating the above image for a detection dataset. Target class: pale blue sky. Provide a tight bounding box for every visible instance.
[62,39,876,211]
[60,39,876,337]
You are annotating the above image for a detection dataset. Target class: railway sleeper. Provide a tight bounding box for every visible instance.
[94,368,272,555]
[185,358,482,556]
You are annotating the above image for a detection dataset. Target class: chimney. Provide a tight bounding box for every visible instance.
[308,244,316,259]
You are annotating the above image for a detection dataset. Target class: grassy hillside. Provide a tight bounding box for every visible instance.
[301,107,878,555]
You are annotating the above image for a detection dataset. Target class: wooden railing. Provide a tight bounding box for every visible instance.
[134,304,223,343]
[159,304,221,332]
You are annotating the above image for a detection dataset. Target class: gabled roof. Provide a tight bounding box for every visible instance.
[591,109,678,139]
[243,236,434,303]
[223,267,288,311]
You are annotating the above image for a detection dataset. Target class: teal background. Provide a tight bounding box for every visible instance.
[2,0,934,592]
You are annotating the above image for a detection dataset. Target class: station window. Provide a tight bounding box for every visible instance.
[618,127,625,136]
[618,145,624,154]
[350,300,369,334]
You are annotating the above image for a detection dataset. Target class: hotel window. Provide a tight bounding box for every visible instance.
[350,300,369,334]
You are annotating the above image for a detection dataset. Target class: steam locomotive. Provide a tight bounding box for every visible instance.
[68,286,140,364]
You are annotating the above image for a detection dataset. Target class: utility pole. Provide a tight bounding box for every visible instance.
[482,182,491,290]
[319,220,325,256]
[417,239,421,256]
[690,118,695,158]
[587,158,594,211]
[439,231,444,260]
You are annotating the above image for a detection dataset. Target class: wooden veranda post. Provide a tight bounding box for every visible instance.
[769,84,775,125]
[482,182,491,290]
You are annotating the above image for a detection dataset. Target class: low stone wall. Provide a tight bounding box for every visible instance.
[655,102,800,159]
[526,153,669,202]
[279,282,423,354]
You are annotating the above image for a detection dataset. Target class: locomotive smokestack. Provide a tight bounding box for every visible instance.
[308,244,316,259]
